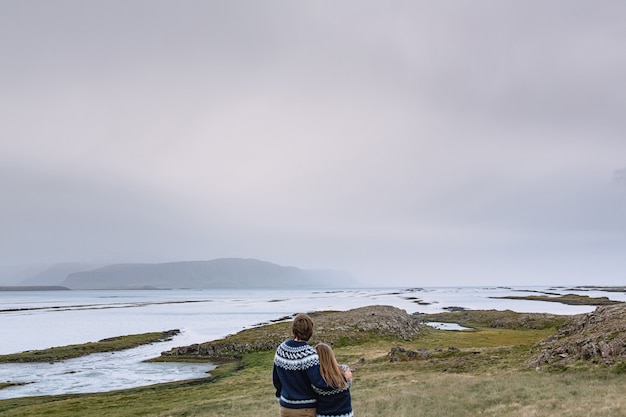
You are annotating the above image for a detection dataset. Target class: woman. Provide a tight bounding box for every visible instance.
[313,343,354,417]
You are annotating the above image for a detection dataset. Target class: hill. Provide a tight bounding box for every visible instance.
[161,305,425,360]
[60,258,354,289]
[21,262,105,286]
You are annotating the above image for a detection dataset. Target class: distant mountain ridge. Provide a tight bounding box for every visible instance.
[59,258,354,289]
[21,262,105,286]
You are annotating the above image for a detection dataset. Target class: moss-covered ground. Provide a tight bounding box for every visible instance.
[0,330,179,363]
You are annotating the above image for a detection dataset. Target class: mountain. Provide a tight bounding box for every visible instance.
[21,262,105,286]
[60,258,355,289]
[0,263,55,285]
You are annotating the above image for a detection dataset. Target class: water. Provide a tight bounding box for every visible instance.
[1,286,623,399]
[426,322,473,331]
[0,344,215,398]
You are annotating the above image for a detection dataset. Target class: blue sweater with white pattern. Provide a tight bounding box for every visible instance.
[312,378,353,417]
[273,340,328,409]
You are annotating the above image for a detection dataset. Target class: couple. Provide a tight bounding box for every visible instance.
[273,313,354,417]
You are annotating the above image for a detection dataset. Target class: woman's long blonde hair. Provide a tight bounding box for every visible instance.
[316,343,348,389]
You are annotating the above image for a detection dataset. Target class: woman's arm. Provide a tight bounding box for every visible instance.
[341,364,352,382]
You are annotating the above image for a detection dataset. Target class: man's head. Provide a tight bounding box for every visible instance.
[292,313,314,341]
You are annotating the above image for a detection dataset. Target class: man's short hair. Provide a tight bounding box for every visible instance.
[292,313,314,341]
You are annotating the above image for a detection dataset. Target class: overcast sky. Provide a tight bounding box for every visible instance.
[1,1,625,286]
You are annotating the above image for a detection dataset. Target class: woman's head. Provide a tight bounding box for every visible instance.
[316,342,348,389]
[292,313,314,341]
[316,342,335,363]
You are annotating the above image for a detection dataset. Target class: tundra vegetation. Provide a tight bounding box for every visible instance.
[1,305,626,417]
[0,330,180,364]
[491,293,621,305]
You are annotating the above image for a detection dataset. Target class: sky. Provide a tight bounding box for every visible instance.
[1,1,625,286]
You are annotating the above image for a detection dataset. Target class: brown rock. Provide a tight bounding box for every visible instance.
[529,304,626,368]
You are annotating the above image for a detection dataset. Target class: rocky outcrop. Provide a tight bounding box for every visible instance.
[313,305,424,342]
[163,340,281,359]
[388,346,432,362]
[529,304,626,368]
[161,305,426,360]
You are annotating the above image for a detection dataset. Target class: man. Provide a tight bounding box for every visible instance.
[273,313,327,417]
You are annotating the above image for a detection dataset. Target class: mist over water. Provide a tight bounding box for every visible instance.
[1,286,622,399]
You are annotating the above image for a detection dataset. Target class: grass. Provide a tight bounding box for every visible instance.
[492,293,622,305]
[2,320,625,416]
[0,330,179,363]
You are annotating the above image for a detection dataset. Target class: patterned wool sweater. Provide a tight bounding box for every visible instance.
[273,340,328,409]
[312,368,353,417]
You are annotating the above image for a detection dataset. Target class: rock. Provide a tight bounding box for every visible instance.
[443,306,467,312]
[387,346,430,362]
[529,304,626,368]
[313,305,424,342]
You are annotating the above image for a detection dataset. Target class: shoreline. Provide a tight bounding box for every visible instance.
[0,286,70,291]
[0,330,180,364]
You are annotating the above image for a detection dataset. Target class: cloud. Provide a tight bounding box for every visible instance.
[1,1,625,285]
